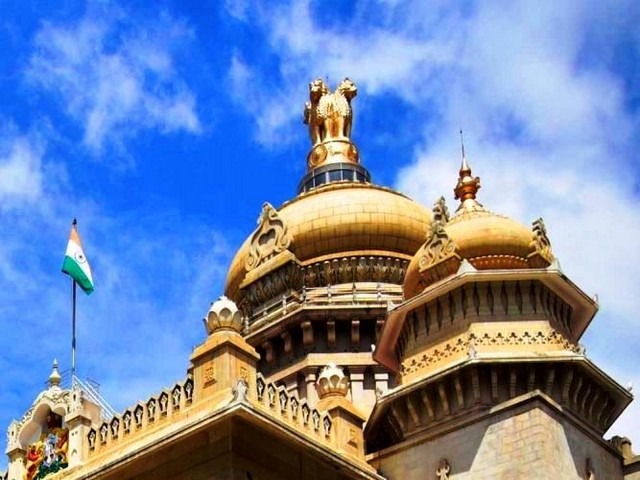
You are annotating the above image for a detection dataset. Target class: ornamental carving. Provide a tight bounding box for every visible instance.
[25,412,69,480]
[436,458,451,479]
[400,329,580,376]
[530,217,553,264]
[239,255,407,315]
[304,78,357,145]
[433,196,450,224]
[246,203,292,272]
[419,198,457,272]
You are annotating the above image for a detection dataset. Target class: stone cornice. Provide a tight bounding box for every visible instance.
[375,268,598,372]
[365,356,631,452]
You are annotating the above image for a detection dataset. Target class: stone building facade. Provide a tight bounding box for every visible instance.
[3,78,639,479]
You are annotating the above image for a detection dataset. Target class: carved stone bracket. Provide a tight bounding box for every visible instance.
[418,198,459,277]
[529,217,554,267]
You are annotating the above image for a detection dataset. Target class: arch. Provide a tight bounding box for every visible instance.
[18,400,67,449]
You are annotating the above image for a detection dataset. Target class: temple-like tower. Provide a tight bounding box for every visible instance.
[225,78,432,411]
[366,152,634,478]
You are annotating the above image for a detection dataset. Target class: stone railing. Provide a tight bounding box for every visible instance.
[248,282,402,333]
[86,377,194,455]
[253,373,334,447]
[85,373,336,456]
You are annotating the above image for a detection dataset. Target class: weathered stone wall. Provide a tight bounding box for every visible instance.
[371,399,623,479]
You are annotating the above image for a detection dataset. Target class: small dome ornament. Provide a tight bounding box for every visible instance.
[315,363,350,399]
[48,358,61,387]
[203,296,243,334]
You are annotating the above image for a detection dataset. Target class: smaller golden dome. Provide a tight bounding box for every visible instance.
[404,156,554,300]
[203,296,243,334]
[315,363,350,399]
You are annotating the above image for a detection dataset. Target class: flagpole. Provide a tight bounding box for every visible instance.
[72,278,77,382]
[71,217,78,384]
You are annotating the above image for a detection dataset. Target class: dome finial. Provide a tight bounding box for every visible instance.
[48,358,61,387]
[454,130,483,211]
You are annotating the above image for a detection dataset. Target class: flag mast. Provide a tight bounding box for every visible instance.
[62,217,94,384]
[71,219,77,380]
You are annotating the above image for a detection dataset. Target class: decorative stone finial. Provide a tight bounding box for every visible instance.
[203,296,243,334]
[315,363,350,399]
[454,131,483,212]
[48,358,61,387]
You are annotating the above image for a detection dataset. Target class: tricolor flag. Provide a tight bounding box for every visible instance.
[62,221,94,295]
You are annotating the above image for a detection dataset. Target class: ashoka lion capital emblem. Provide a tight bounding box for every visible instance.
[303,78,359,169]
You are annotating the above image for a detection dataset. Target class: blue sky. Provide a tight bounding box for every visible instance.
[1,0,639,465]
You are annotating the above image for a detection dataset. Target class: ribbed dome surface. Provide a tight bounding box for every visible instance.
[445,209,533,259]
[225,182,431,300]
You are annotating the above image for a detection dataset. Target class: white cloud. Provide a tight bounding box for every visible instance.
[0,135,44,205]
[27,9,200,153]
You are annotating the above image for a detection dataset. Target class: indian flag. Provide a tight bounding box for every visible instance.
[62,223,94,295]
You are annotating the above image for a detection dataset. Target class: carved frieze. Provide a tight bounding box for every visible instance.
[239,255,408,316]
[400,328,581,377]
[245,203,292,272]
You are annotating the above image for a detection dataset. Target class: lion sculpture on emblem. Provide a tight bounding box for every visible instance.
[303,78,358,145]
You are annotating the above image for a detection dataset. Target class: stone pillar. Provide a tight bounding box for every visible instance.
[6,447,26,480]
[190,296,260,403]
[304,370,318,403]
[349,367,365,404]
[65,388,101,468]
[315,364,367,461]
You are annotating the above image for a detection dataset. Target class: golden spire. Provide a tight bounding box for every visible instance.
[454,130,483,212]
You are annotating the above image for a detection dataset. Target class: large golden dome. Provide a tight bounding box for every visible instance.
[403,157,554,300]
[226,182,431,301]
[224,77,435,313]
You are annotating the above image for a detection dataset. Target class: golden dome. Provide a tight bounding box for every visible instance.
[404,157,554,300]
[225,182,431,301]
